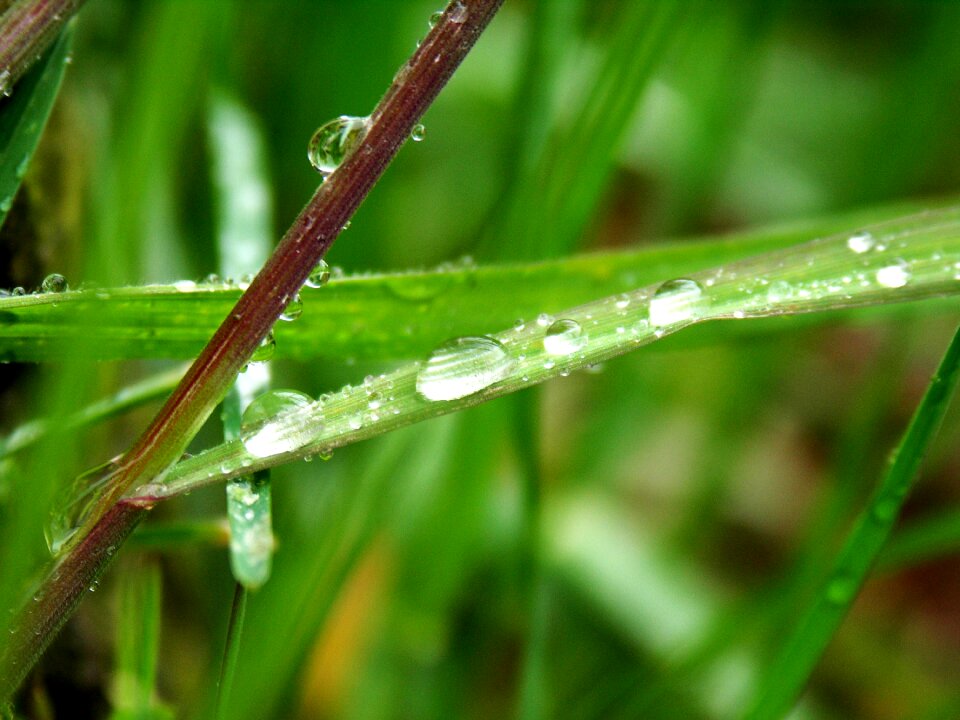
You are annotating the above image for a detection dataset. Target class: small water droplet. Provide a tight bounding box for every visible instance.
[846,231,875,254]
[251,332,276,362]
[410,123,426,142]
[648,278,705,327]
[543,319,585,356]
[307,115,368,178]
[240,390,313,458]
[614,293,631,310]
[416,336,514,401]
[428,10,443,27]
[305,260,330,289]
[280,294,303,321]
[536,313,553,328]
[0,69,11,97]
[41,273,68,293]
[876,260,910,289]
[173,279,197,292]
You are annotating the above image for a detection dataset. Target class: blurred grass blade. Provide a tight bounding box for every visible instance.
[149,206,960,498]
[128,518,228,552]
[0,365,185,459]
[209,88,276,592]
[495,1,683,259]
[0,23,72,230]
[0,198,956,363]
[742,324,960,720]
[216,585,247,720]
[877,508,960,572]
[110,558,172,720]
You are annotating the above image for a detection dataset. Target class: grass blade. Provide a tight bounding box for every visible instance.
[0,23,72,230]
[0,199,956,363]
[742,324,960,719]
[142,207,960,499]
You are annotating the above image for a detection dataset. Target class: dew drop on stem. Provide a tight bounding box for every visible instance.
[307,115,369,178]
[416,336,514,401]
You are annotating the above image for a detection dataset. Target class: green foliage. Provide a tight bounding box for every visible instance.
[3,1,960,719]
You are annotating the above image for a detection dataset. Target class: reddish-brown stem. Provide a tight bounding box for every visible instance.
[0,0,83,91]
[0,0,504,700]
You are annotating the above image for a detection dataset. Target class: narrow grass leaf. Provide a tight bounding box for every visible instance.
[1,199,956,363]
[143,207,960,499]
[742,324,960,720]
[0,24,72,230]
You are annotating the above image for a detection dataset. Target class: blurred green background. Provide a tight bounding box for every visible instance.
[3,0,960,718]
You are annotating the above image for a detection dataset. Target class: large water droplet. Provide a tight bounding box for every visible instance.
[305,260,330,289]
[416,336,514,401]
[543,319,585,356]
[307,115,368,178]
[41,273,67,293]
[846,231,875,254]
[45,459,123,556]
[648,278,705,327]
[876,260,910,289]
[240,389,313,458]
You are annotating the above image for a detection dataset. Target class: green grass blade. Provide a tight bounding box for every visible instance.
[742,324,960,720]
[146,206,960,499]
[128,518,228,552]
[0,365,185,459]
[215,584,247,720]
[0,199,956,363]
[877,508,960,572]
[109,558,171,720]
[0,24,72,230]
[209,88,276,592]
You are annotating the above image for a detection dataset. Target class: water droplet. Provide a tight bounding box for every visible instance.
[204,273,221,285]
[0,69,11,97]
[428,10,443,27]
[614,294,631,310]
[305,260,330,289]
[240,389,313,458]
[536,313,553,328]
[280,294,303,321]
[410,123,426,142]
[648,278,705,327]
[876,260,910,289]
[543,319,585,356]
[307,115,368,178]
[12,287,25,296]
[41,273,68,293]
[173,279,197,292]
[251,332,275,362]
[846,231,875,254]
[416,336,514,401]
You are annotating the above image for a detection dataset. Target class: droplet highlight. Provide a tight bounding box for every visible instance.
[648,278,705,327]
[416,336,514,401]
[543,319,585,356]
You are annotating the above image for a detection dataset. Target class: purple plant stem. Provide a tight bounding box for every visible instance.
[0,0,83,90]
[0,0,504,700]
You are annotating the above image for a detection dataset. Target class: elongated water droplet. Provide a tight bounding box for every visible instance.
[416,336,514,401]
[307,115,368,178]
[305,260,330,289]
[41,273,67,293]
[240,389,313,458]
[846,231,875,254]
[410,123,426,142]
[280,294,303,321]
[543,319,585,356]
[876,260,910,288]
[648,278,705,327]
[45,459,123,556]
[251,332,275,362]
[226,476,274,589]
